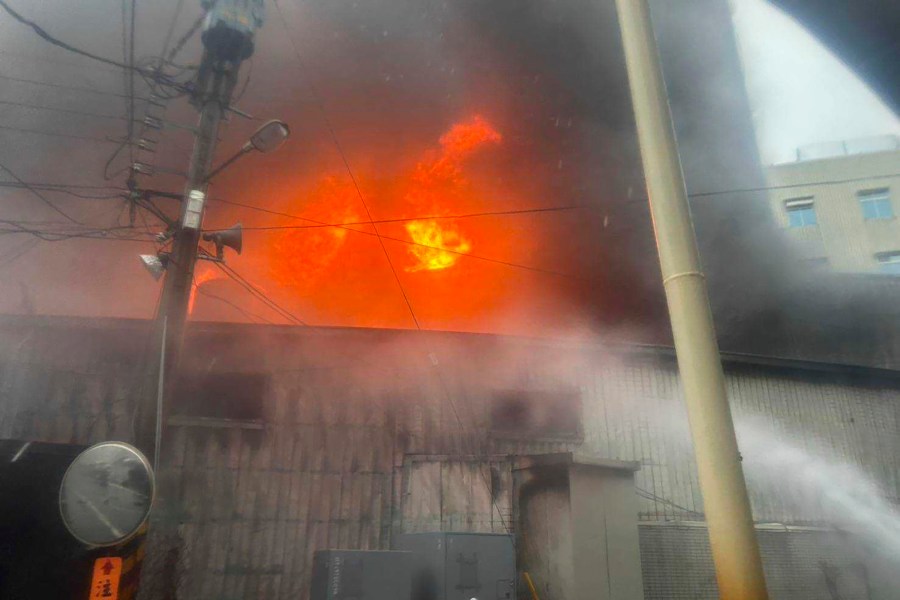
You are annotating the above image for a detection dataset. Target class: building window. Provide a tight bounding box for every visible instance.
[172,371,268,422]
[785,197,817,227]
[859,188,894,220]
[490,389,581,440]
[875,251,900,275]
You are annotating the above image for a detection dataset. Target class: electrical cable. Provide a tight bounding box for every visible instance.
[213,261,307,325]
[0,159,82,224]
[275,0,510,533]
[0,1,191,98]
[273,0,418,329]
[0,222,154,242]
[159,0,186,61]
[210,262,307,325]
[135,195,176,228]
[0,48,121,72]
[0,237,39,269]
[0,73,150,100]
[193,285,274,324]
[232,58,253,105]
[200,249,307,325]
[0,217,153,236]
[210,205,583,232]
[688,172,900,199]
[0,181,128,192]
[211,196,587,281]
[0,0,143,71]
[165,0,219,64]
[0,99,135,122]
[0,182,124,190]
[0,182,125,200]
[0,124,125,144]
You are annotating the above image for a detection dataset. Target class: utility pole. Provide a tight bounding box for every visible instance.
[135,0,265,460]
[613,0,769,598]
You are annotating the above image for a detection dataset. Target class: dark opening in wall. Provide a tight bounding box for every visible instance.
[171,371,268,422]
[490,389,581,440]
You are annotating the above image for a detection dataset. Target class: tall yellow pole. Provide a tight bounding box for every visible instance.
[613,0,769,598]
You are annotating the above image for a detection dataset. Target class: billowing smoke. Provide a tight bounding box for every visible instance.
[0,0,896,367]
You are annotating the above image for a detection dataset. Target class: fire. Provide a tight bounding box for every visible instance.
[267,176,362,289]
[189,264,224,314]
[405,220,471,272]
[414,115,503,186]
[403,115,501,272]
[245,113,545,330]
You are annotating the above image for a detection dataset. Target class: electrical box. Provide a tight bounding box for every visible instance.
[394,533,516,600]
[311,550,412,600]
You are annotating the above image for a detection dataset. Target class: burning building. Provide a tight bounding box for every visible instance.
[1,0,899,599]
[0,313,898,599]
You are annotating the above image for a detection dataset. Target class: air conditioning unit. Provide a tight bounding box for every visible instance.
[311,550,412,600]
[394,533,515,600]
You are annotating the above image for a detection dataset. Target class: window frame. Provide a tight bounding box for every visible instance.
[858,188,894,221]
[875,251,900,275]
[784,197,817,228]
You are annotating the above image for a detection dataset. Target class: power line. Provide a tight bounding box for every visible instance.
[0,223,153,242]
[209,204,583,232]
[0,216,154,237]
[0,1,190,98]
[0,237,39,269]
[274,0,419,328]
[0,182,124,200]
[194,285,274,324]
[212,262,307,325]
[0,49,122,72]
[212,196,587,280]
[0,124,124,144]
[0,181,128,192]
[0,73,149,100]
[689,172,900,199]
[0,159,82,224]
[166,0,219,63]
[274,0,510,534]
[0,0,148,74]
[159,0,186,61]
[0,99,134,122]
[216,261,307,325]
[201,251,307,325]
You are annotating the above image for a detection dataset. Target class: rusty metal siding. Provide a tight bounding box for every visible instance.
[1,319,898,598]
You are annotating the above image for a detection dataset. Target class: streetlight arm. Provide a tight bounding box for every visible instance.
[204,143,253,182]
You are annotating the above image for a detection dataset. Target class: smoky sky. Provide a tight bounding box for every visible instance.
[0,0,896,368]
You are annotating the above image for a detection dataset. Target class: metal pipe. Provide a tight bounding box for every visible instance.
[613,0,769,597]
[153,316,167,473]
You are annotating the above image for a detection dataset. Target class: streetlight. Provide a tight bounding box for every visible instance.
[205,119,290,181]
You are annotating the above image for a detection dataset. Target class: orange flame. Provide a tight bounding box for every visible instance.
[189,264,224,314]
[253,114,520,329]
[405,220,471,272]
[403,115,501,272]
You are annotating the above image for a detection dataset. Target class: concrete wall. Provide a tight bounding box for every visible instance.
[766,149,900,273]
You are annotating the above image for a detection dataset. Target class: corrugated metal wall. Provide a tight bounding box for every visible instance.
[1,318,898,598]
[639,524,877,600]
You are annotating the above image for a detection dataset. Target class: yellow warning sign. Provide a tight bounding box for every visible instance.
[89,557,122,600]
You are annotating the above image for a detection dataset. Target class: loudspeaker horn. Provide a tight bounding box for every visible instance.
[203,223,242,259]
